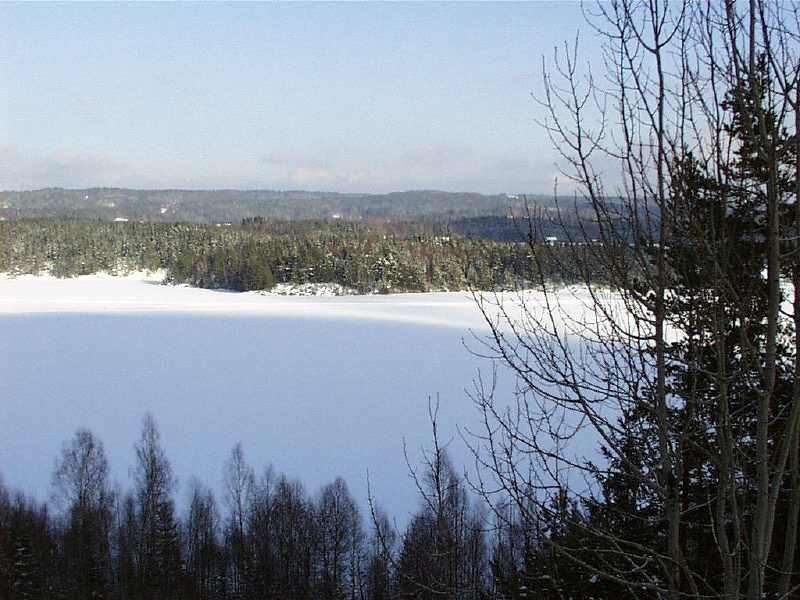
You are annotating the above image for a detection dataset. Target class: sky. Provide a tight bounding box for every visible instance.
[0,1,593,194]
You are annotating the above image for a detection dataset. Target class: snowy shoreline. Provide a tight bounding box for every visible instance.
[1,269,359,296]
[0,270,493,330]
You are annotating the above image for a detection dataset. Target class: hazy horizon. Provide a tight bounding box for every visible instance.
[0,184,539,195]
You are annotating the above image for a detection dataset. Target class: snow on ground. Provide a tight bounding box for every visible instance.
[0,272,511,523]
[0,271,489,329]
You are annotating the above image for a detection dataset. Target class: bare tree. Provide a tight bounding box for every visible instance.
[52,428,114,599]
[471,1,800,598]
[184,479,223,600]
[132,413,182,599]
[365,505,398,600]
[271,474,316,599]
[247,465,278,597]
[316,477,365,600]
[397,400,488,599]
[223,442,255,598]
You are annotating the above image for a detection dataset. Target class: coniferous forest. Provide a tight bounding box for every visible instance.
[5,1,800,599]
[0,217,598,293]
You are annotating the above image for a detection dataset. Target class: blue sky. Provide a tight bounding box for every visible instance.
[0,1,591,194]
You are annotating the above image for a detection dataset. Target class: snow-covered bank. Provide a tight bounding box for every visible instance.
[0,272,507,522]
[0,271,489,330]
[263,281,358,296]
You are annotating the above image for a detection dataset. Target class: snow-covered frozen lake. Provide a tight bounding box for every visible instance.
[0,272,512,522]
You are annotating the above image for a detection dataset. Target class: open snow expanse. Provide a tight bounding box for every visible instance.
[0,272,518,522]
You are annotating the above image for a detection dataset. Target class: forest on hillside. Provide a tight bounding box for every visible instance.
[0,218,602,293]
[0,188,566,223]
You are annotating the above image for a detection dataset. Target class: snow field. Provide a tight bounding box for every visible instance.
[0,272,509,522]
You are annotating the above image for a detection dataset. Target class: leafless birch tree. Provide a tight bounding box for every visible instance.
[472,1,800,597]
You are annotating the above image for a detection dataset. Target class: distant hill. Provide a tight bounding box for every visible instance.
[0,188,562,224]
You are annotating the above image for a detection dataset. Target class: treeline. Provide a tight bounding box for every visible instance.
[0,414,497,600]
[0,218,599,293]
